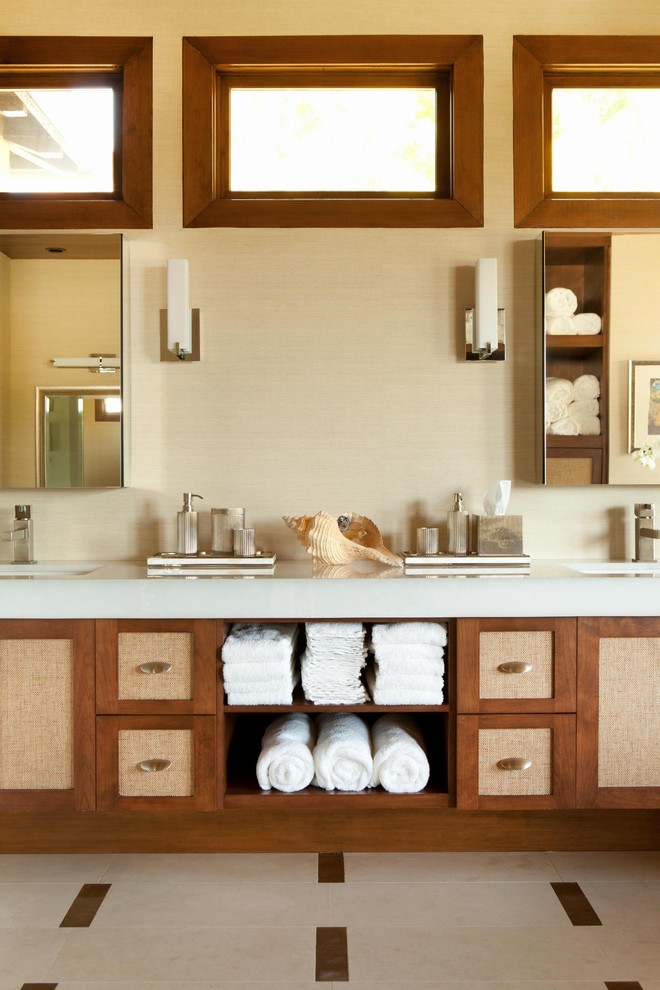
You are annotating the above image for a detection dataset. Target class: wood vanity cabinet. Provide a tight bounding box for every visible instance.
[455,618,577,809]
[577,616,660,809]
[0,619,95,811]
[95,619,222,810]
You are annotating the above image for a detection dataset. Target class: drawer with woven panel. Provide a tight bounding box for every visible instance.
[96,715,216,810]
[456,618,577,714]
[456,713,576,809]
[96,620,220,715]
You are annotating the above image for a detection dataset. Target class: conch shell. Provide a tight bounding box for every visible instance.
[283,511,402,568]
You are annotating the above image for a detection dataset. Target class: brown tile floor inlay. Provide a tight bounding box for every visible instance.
[604,983,644,989]
[59,883,111,928]
[318,852,345,883]
[20,984,58,989]
[551,881,602,926]
[315,926,349,982]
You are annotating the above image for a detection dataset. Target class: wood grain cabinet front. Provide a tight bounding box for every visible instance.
[455,618,577,809]
[0,619,95,811]
[577,616,660,809]
[96,619,221,715]
[96,715,216,811]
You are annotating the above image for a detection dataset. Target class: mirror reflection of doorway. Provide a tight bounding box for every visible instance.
[36,387,121,488]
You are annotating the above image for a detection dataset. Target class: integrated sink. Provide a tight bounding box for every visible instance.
[565,561,660,575]
[0,562,102,577]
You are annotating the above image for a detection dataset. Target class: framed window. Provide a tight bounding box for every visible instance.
[513,36,660,228]
[183,35,483,227]
[0,37,152,228]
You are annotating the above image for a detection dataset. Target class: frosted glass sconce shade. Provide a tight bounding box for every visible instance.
[161,258,200,362]
[465,257,505,361]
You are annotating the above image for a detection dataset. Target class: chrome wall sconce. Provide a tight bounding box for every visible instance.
[160,258,200,362]
[50,354,119,373]
[465,258,506,361]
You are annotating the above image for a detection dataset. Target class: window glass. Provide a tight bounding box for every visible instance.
[229,87,436,193]
[552,88,660,193]
[0,87,115,193]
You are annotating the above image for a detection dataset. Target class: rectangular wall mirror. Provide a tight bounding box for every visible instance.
[0,233,123,489]
[540,231,660,486]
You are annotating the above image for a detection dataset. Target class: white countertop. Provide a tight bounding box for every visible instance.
[1,558,660,619]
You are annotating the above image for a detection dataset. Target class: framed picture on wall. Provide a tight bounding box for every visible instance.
[628,360,660,452]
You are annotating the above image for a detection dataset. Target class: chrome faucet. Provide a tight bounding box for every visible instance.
[2,505,35,564]
[634,503,660,562]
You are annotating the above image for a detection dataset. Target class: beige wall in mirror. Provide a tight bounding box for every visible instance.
[0,234,122,489]
[4,0,660,564]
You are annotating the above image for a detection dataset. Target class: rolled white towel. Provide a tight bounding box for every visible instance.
[371,622,447,648]
[545,378,574,426]
[370,714,430,793]
[313,713,373,791]
[545,287,578,317]
[573,312,602,335]
[223,623,299,663]
[570,398,599,417]
[546,315,577,335]
[573,374,600,400]
[256,713,316,792]
[547,416,580,436]
[573,412,601,436]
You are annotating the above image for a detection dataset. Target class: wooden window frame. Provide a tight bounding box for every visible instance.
[0,36,152,228]
[183,35,484,228]
[513,35,660,228]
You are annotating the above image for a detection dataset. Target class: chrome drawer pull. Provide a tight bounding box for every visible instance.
[497,661,533,674]
[138,759,172,772]
[137,662,173,674]
[497,757,532,771]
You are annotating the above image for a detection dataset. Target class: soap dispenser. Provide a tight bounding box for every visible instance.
[447,492,469,555]
[177,493,203,554]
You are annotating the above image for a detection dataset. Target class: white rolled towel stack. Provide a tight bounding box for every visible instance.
[256,713,316,792]
[546,375,601,436]
[301,622,369,705]
[313,713,373,791]
[222,623,300,705]
[545,287,601,336]
[370,714,430,794]
[366,622,446,705]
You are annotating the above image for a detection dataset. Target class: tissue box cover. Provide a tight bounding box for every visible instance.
[477,515,523,555]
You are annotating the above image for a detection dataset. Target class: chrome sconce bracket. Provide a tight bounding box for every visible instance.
[465,308,506,361]
[159,309,201,362]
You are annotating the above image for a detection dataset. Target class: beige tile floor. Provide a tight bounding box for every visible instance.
[0,850,658,989]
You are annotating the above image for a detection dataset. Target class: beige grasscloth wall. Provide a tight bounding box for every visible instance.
[1,0,658,563]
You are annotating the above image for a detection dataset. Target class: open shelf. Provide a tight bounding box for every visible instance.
[546,335,603,352]
[546,435,602,449]
[222,710,450,808]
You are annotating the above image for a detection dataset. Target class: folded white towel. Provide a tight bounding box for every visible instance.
[222,656,296,687]
[313,713,373,791]
[370,653,445,677]
[256,713,316,792]
[371,622,447,647]
[546,315,577,335]
[302,622,369,705]
[223,623,299,663]
[369,714,430,793]
[572,374,600,401]
[547,416,580,436]
[545,287,578,317]
[226,669,299,706]
[365,668,444,705]
[573,312,602,335]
